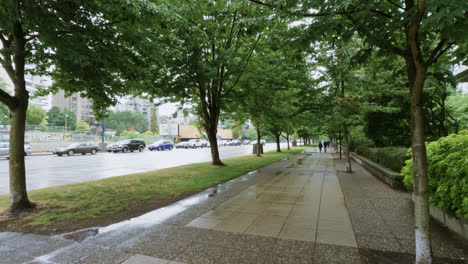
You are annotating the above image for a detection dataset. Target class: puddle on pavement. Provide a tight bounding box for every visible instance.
[62,228,98,242]
[58,165,264,241]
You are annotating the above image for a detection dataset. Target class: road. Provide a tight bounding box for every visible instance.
[0,143,286,194]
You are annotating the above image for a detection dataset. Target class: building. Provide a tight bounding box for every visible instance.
[1,67,52,111]
[177,125,233,141]
[24,73,52,111]
[52,90,94,123]
[114,96,155,127]
[454,64,468,94]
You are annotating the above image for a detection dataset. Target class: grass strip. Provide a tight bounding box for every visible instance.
[0,147,306,226]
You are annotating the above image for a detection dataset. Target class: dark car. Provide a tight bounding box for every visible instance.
[109,139,145,153]
[149,140,173,151]
[230,139,241,146]
[53,142,101,156]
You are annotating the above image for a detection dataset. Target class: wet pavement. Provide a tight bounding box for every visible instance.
[0,143,285,194]
[1,149,466,263]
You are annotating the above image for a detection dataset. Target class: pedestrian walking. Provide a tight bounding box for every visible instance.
[318,141,323,153]
[324,140,327,152]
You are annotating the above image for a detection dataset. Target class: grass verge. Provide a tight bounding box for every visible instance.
[0,147,306,230]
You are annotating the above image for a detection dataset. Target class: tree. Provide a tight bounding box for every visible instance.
[0,0,164,212]
[150,107,158,134]
[25,104,46,126]
[75,120,90,132]
[248,1,467,261]
[105,111,149,133]
[149,0,270,165]
[46,107,76,130]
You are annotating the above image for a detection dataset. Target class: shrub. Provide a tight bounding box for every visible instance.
[349,136,374,155]
[402,130,468,219]
[363,147,410,172]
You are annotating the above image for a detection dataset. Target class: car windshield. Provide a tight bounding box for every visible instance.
[66,143,80,148]
[153,140,164,145]
[120,140,130,144]
[188,139,197,142]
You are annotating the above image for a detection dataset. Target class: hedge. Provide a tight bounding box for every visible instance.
[402,130,468,220]
[362,147,410,172]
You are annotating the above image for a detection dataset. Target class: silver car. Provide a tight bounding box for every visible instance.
[0,142,33,157]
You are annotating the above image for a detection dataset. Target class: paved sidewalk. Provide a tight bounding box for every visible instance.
[0,149,466,263]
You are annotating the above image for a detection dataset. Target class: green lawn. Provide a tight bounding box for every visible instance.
[0,147,306,226]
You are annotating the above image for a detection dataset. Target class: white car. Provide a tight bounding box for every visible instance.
[187,139,204,148]
[250,140,266,145]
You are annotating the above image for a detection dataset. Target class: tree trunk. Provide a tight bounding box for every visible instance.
[275,132,281,152]
[339,132,342,159]
[205,125,223,166]
[8,94,34,212]
[256,124,261,157]
[286,133,290,150]
[406,55,432,264]
[7,20,34,213]
[343,124,352,172]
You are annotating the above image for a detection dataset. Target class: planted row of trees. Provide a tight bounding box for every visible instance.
[0,1,466,263]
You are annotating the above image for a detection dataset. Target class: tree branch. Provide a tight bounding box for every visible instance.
[425,40,454,67]
[225,33,263,95]
[247,0,272,7]
[0,88,17,109]
[386,0,404,10]
[370,9,392,19]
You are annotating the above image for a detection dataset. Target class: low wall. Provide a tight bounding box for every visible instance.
[352,152,468,240]
[350,152,398,188]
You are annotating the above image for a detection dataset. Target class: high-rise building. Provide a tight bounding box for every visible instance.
[1,68,52,111]
[52,90,94,123]
[114,96,155,125]
[454,64,468,94]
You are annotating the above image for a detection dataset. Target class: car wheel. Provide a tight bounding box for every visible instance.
[107,150,111,153]
[123,147,129,153]
[57,154,63,157]
[169,146,173,150]
[139,146,144,152]
[91,149,97,155]
[82,153,86,155]
[67,150,74,156]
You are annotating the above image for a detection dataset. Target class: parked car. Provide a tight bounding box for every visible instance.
[200,140,209,147]
[230,139,241,146]
[250,139,266,145]
[242,140,251,145]
[221,140,231,146]
[187,139,204,148]
[108,139,145,153]
[176,141,191,149]
[24,143,32,156]
[52,142,101,156]
[0,142,33,157]
[149,140,173,151]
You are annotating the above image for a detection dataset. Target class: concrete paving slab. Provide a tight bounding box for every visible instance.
[122,254,172,264]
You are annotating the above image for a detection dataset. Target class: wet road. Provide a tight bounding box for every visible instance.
[0,143,286,194]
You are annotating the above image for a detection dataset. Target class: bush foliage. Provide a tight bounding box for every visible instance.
[402,131,468,219]
[363,147,410,172]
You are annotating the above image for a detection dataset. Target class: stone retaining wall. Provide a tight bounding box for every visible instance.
[350,152,397,188]
[351,151,468,240]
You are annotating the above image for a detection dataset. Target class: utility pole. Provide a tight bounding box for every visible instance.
[65,114,68,131]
